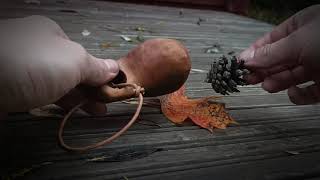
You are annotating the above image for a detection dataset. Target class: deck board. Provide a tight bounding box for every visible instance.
[2,0,320,180]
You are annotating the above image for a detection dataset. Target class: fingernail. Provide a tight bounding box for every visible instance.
[104,59,119,75]
[239,47,255,61]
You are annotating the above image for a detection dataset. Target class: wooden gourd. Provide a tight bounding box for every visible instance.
[95,38,191,102]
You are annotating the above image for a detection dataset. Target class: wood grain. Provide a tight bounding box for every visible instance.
[2,1,320,180]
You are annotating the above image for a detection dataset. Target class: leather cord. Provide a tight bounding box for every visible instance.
[58,83,144,152]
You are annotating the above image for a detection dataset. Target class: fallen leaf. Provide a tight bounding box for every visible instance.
[228,51,235,55]
[100,42,112,49]
[205,44,221,54]
[120,35,132,42]
[179,9,183,16]
[100,25,122,33]
[81,29,91,36]
[134,26,146,32]
[285,150,300,155]
[86,155,108,162]
[137,118,162,127]
[159,85,236,132]
[191,68,208,73]
[197,17,206,25]
[86,147,162,162]
[4,162,53,180]
[136,33,145,42]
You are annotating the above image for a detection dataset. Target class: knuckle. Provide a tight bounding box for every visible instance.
[64,40,89,66]
[256,44,272,58]
[27,15,64,35]
[72,41,89,62]
[68,41,90,84]
[69,40,87,54]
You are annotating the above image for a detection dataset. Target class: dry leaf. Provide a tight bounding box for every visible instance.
[3,162,52,179]
[205,44,221,54]
[100,42,112,49]
[285,150,300,155]
[159,85,236,132]
[82,29,91,36]
[136,33,145,42]
[120,35,132,42]
[191,68,208,74]
[134,26,146,32]
[86,148,162,162]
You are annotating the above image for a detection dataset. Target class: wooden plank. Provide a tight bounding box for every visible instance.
[135,151,320,180]
[7,133,320,179]
[2,1,320,180]
[5,105,320,153]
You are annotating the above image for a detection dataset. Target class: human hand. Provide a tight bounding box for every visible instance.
[0,16,119,113]
[239,5,320,105]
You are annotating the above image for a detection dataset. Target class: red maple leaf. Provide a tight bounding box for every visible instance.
[159,85,236,132]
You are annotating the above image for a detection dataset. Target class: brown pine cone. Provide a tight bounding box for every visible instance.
[205,55,250,95]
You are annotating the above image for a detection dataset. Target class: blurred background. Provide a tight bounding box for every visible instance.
[115,0,320,24]
[249,0,320,24]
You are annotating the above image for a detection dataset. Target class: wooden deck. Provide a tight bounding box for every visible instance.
[2,1,320,179]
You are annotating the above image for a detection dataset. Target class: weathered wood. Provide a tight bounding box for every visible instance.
[1,1,320,180]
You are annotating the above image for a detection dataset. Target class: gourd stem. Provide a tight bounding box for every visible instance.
[58,84,144,152]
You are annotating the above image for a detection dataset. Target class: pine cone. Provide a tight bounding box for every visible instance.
[205,55,250,95]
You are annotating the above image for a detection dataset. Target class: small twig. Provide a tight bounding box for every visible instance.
[86,147,163,162]
[4,162,53,180]
[100,25,123,33]
[137,118,162,128]
[191,68,208,73]
[122,98,161,108]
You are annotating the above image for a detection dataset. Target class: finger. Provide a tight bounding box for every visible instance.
[81,55,119,86]
[55,88,107,115]
[239,5,317,61]
[244,30,301,69]
[252,16,299,48]
[239,14,299,61]
[55,27,69,40]
[244,65,292,84]
[262,66,310,93]
[25,15,70,39]
[243,73,264,84]
[288,84,320,105]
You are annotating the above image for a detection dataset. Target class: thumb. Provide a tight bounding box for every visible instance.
[244,32,301,69]
[82,55,119,86]
[288,84,320,105]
